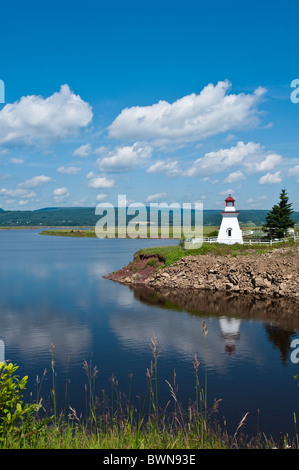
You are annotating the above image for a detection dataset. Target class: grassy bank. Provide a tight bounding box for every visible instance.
[134,239,298,269]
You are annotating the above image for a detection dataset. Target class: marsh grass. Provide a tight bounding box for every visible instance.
[0,335,297,449]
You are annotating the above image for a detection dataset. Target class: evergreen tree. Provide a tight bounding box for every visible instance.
[263,189,295,239]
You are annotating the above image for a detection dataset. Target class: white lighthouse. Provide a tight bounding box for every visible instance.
[217,194,243,244]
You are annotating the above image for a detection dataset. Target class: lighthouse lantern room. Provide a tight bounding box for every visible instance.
[217,195,243,244]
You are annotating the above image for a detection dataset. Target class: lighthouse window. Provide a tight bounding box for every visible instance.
[227,228,232,237]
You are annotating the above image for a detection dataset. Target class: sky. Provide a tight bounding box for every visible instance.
[0,0,299,211]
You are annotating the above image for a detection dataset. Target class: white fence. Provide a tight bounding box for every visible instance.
[186,234,299,245]
[243,234,299,245]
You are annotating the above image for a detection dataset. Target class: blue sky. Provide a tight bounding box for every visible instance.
[0,0,299,211]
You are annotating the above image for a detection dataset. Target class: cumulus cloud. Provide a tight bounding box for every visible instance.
[93,146,108,155]
[0,85,93,147]
[96,142,152,172]
[146,159,181,176]
[87,176,115,189]
[259,171,282,185]
[145,192,167,202]
[19,175,53,188]
[19,199,29,206]
[184,141,258,176]
[184,141,283,178]
[108,80,266,145]
[11,158,24,164]
[96,193,108,202]
[53,187,68,196]
[57,166,81,175]
[73,143,92,157]
[288,165,299,182]
[53,187,70,203]
[223,170,245,183]
[244,152,283,173]
[0,188,37,198]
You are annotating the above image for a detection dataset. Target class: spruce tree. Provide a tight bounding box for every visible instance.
[263,189,295,239]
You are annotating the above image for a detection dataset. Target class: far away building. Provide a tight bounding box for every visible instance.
[217,195,243,245]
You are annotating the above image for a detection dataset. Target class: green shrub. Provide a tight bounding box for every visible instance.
[0,362,41,439]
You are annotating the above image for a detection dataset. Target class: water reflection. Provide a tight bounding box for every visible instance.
[0,229,298,437]
[0,304,92,366]
[128,286,299,365]
[264,325,297,365]
[219,317,241,354]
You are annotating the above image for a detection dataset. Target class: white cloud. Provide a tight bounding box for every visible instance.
[57,166,81,175]
[145,192,167,202]
[96,193,108,202]
[146,159,181,176]
[223,170,245,183]
[19,199,29,206]
[0,85,93,147]
[53,187,70,203]
[220,189,234,195]
[87,176,115,189]
[0,188,37,198]
[96,142,152,172]
[288,165,299,182]
[108,80,266,145]
[259,171,282,185]
[247,195,267,204]
[184,141,283,178]
[73,143,92,157]
[19,175,53,188]
[185,141,260,177]
[93,146,108,155]
[53,187,68,196]
[11,158,24,164]
[244,152,282,173]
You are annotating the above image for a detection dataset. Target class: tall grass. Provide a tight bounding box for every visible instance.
[0,335,296,449]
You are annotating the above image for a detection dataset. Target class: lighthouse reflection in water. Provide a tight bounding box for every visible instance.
[219,317,241,354]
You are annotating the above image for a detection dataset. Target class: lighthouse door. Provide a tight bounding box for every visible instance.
[227,228,232,237]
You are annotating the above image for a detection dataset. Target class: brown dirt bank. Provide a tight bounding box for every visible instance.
[104,246,299,301]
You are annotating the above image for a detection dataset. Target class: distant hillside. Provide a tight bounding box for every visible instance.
[0,206,298,227]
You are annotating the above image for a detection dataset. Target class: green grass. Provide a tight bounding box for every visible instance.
[39,229,96,237]
[39,226,221,239]
[135,240,298,269]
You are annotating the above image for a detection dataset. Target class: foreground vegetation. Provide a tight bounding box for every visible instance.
[0,338,298,449]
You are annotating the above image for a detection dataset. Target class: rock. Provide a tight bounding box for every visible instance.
[226,283,234,290]
[253,277,265,288]
[161,272,170,278]
[106,246,299,301]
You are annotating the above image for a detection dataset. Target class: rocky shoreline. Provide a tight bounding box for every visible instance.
[104,246,299,301]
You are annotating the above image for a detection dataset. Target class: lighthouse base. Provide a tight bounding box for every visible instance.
[216,237,243,245]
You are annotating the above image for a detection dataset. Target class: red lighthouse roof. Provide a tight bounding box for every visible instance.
[225,194,235,202]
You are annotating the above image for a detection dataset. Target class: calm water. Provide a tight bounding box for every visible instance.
[0,229,299,439]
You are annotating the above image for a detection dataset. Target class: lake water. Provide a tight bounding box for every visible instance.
[0,228,299,439]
